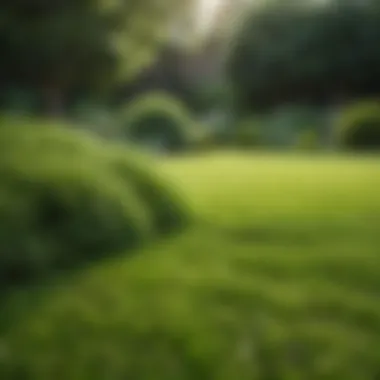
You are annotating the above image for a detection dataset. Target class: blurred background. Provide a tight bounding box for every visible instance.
[0,0,380,379]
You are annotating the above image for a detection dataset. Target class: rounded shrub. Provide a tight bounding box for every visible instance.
[0,117,191,290]
[335,100,380,151]
[121,92,193,152]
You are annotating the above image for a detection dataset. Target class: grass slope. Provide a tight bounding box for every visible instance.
[1,152,380,380]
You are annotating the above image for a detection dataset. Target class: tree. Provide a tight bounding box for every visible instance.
[226,0,380,112]
[0,0,189,115]
[121,92,192,151]
[114,43,195,109]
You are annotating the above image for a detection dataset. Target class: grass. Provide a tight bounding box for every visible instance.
[1,151,380,379]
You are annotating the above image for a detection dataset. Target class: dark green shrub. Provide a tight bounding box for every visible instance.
[335,100,380,151]
[190,120,262,151]
[188,128,224,152]
[0,117,191,289]
[260,106,325,147]
[231,119,263,148]
[294,129,320,151]
[121,92,193,152]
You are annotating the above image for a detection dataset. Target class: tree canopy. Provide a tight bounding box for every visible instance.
[227,0,380,112]
[0,0,190,114]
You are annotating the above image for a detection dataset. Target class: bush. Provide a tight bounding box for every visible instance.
[189,120,263,151]
[335,100,380,151]
[68,102,121,140]
[231,119,263,148]
[294,129,320,151]
[261,106,325,147]
[0,117,191,290]
[121,92,193,152]
[188,127,225,152]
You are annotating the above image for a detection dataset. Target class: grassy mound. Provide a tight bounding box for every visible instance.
[1,153,379,380]
[0,116,191,290]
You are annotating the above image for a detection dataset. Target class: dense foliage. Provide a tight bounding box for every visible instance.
[122,92,193,152]
[227,0,380,112]
[116,44,195,109]
[0,117,191,290]
[335,100,380,150]
[0,0,190,114]
[231,118,263,148]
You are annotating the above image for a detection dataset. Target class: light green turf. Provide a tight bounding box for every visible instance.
[1,152,380,380]
[160,151,380,227]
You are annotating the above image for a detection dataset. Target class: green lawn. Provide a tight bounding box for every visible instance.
[1,152,380,380]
